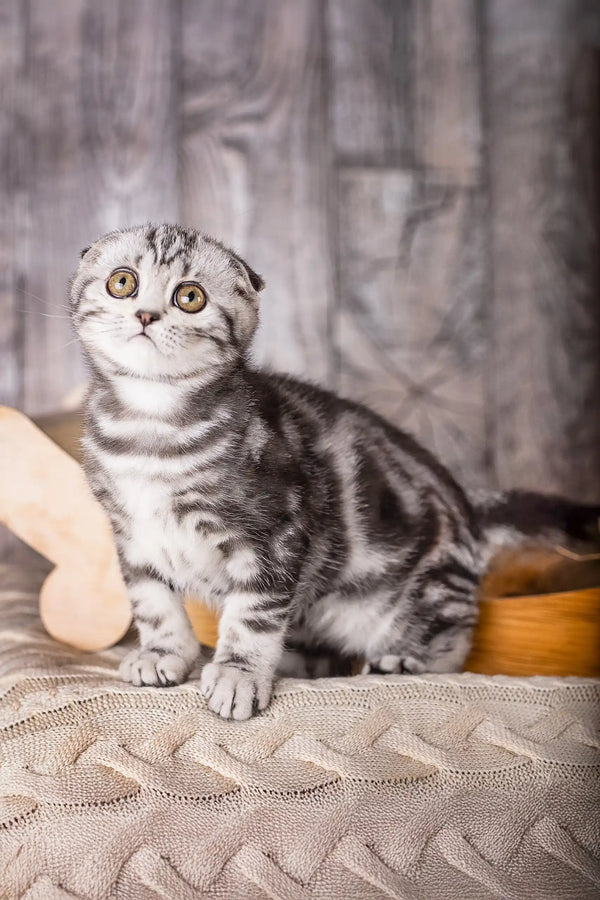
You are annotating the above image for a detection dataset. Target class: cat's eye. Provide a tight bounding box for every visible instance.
[173,281,207,313]
[107,268,138,299]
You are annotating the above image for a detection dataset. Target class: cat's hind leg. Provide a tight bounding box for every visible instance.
[363,578,479,676]
[278,644,353,678]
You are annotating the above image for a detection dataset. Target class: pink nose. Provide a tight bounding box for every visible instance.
[136,310,160,328]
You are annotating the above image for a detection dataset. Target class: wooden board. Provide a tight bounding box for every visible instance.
[334,169,490,487]
[414,0,482,186]
[8,0,179,419]
[329,0,490,488]
[180,0,336,386]
[0,1,22,412]
[0,2,25,566]
[326,0,414,167]
[485,0,600,500]
[0,407,130,651]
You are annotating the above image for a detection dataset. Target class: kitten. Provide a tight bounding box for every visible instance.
[70,224,599,720]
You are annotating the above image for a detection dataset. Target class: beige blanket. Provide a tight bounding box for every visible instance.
[0,564,599,899]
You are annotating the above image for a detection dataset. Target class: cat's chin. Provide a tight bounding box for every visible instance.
[90,338,213,382]
[87,336,167,379]
[113,335,161,372]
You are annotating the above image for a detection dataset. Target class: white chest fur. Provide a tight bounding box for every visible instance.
[112,470,226,598]
[113,376,185,418]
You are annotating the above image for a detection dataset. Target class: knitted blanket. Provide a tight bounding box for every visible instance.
[0,564,599,899]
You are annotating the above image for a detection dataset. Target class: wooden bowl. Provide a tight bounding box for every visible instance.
[465,549,600,677]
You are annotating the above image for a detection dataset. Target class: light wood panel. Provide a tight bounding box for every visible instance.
[79,0,179,231]
[485,0,600,500]
[16,0,180,418]
[335,170,490,486]
[414,0,482,186]
[17,0,89,417]
[0,1,22,412]
[329,0,490,486]
[326,0,414,166]
[180,0,336,385]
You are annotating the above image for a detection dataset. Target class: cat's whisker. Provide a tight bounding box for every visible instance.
[58,325,120,349]
[16,307,71,320]
[16,287,71,312]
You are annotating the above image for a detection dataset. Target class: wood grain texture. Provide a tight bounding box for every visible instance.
[17,0,89,417]
[326,0,414,166]
[329,0,490,485]
[414,0,482,185]
[79,0,179,231]
[0,2,37,564]
[485,0,600,500]
[180,0,336,384]
[0,0,23,412]
[335,169,490,486]
[16,0,180,418]
[465,589,600,678]
[0,407,130,650]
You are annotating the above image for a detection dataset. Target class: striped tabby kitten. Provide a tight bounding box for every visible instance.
[70,224,599,720]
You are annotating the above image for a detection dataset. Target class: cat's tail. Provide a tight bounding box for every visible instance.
[473,490,600,559]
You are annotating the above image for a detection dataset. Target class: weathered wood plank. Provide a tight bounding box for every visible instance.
[17,0,87,417]
[0,2,29,564]
[328,0,489,487]
[335,168,490,488]
[180,0,335,384]
[0,0,23,410]
[0,0,180,561]
[326,0,414,166]
[414,0,482,185]
[18,0,179,417]
[79,0,179,231]
[486,0,600,500]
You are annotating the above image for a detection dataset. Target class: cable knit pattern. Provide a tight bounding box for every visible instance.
[0,565,599,899]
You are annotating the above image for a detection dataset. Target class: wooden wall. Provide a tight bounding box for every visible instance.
[1,1,599,559]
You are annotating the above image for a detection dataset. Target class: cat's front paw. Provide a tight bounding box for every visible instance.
[120,648,193,687]
[200,662,272,720]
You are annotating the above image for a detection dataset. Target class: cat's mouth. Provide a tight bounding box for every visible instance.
[130,331,154,344]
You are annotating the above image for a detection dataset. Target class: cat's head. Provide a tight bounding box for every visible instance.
[70,224,264,380]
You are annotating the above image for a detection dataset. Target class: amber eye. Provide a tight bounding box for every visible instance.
[107,268,138,299]
[173,281,207,313]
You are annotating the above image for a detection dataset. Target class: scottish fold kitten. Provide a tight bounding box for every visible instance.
[70,224,599,719]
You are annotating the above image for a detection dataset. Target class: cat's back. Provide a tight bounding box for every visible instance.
[248,368,472,518]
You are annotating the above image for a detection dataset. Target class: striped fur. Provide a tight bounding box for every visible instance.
[70,224,599,719]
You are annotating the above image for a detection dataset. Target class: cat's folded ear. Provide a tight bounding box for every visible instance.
[80,246,92,260]
[232,252,265,293]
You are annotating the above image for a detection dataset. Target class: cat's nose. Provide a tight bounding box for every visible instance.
[136,310,160,328]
